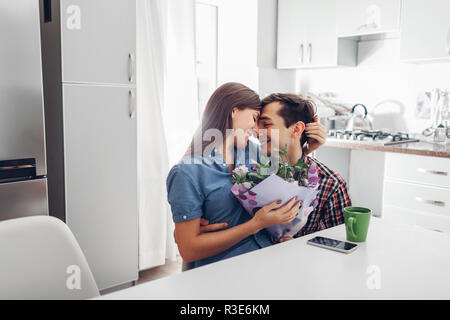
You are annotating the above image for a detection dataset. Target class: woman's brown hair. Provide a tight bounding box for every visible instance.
[187,82,261,156]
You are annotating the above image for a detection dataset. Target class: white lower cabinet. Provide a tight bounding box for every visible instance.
[383,205,450,234]
[383,153,450,234]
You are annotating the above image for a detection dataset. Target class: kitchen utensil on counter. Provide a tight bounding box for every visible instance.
[447,121,450,139]
[370,99,408,133]
[430,88,442,128]
[320,114,353,131]
[434,124,447,143]
[346,104,374,131]
[317,106,336,131]
[421,89,449,138]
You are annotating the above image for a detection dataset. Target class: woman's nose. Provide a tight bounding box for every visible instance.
[250,125,259,138]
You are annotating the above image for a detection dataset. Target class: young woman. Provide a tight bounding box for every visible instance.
[166,83,315,269]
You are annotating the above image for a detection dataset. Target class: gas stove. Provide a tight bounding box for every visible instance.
[328,130,420,146]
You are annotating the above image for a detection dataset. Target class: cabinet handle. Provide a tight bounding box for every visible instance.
[415,197,446,207]
[308,43,312,64]
[417,168,448,176]
[128,53,135,83]
[299,43,304,64]
[129,89,136,119]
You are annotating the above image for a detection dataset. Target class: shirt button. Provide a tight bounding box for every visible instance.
[183,216,187,220]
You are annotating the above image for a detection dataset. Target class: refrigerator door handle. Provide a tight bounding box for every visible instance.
[128,53,135,83]
[447,28,450,55]
[128,89,136,120]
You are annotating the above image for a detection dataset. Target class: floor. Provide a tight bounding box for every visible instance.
[138,256,183,284]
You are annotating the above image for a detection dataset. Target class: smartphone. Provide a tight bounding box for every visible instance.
[307,236,358,254]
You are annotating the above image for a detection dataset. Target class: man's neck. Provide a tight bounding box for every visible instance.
[283,142,303,165]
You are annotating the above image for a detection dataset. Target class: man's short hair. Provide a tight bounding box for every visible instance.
[261,93,316,146]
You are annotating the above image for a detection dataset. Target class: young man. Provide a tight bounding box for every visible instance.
[258,93,351,238]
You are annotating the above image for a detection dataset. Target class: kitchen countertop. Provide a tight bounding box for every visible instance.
[97,218,450,300]
[325,137,450,159]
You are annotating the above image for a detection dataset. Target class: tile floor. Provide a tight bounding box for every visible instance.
[138,256,183,284]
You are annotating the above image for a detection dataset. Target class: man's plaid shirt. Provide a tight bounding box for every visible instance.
[295,156,352,238]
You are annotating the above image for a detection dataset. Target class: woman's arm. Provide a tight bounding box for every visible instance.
[175,198,302,262]
[305,116,327,154]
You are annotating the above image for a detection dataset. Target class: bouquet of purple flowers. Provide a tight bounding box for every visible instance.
[231,149,320,242]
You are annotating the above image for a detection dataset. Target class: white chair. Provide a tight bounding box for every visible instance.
[0,216,100,300]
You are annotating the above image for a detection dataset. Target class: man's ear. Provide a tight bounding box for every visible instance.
[292,121,306,138]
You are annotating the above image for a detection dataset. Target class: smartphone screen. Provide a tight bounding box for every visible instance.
[308,236,357,251]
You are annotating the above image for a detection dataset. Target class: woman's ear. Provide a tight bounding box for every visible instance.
[292,121,305,138]
[231,107,239,119]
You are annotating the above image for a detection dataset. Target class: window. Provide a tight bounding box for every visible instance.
[195,1,218,117]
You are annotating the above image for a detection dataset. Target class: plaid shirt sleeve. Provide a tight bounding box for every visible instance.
[295,157,352,238]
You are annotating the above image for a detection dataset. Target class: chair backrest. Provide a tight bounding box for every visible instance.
[0,216,100,300]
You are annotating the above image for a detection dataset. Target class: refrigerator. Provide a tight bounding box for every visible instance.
[39,0,138,291]
[0,1,49,222]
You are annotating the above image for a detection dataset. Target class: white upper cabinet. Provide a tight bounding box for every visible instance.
[400,0,450,62]
[277,0,306,69]
[277,0,357,69]
[61,0,136,85]
[337,0,401,37]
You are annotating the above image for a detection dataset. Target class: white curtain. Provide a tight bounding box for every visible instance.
[136,0,199,270]
[164,0,200,165]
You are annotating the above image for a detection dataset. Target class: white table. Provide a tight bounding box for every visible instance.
[98,218,450,300]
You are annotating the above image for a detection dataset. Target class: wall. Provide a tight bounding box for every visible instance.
[257,0,296,96]
[216,0,259,91]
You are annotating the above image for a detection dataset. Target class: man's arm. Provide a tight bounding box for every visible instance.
[319,180,351,229]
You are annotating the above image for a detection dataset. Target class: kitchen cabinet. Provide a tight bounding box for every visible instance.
[383,153,450,234]
[277,0,357,69]
[61,0,136,85]
[63,84,138,290]
[337,0,401,37]
[400,0,450,62]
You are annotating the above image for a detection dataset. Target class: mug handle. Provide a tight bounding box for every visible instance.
[348,217,357,239]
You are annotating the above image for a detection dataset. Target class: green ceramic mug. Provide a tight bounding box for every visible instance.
[344,207,371,242]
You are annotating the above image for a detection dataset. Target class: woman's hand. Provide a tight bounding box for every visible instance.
[252,197,302,232]
[305,116,327,154]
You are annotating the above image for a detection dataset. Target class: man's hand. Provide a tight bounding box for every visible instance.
[174,218,228,244]
[305,116,327,155]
